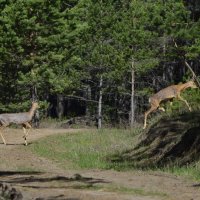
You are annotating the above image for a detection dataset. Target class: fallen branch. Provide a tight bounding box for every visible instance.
[173,38,200,88]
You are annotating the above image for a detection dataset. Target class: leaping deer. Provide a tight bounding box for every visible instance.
[0,102,39,145]
[143,80,197,129]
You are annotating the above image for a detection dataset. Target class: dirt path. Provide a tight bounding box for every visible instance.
[0,128,200,200]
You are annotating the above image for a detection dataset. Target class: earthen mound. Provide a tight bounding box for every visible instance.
[111,112,200,168]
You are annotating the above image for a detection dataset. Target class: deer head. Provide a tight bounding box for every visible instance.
[31,101,40,109]
[187,80,198,89]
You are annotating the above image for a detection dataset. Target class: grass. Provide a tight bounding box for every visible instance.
[28,127,200,181]
[99,184,168,198]
[15,166,39,172]
[29,128,141,170]
[39,117,68,128]
[70,183,168,198]
[158,164,200,181]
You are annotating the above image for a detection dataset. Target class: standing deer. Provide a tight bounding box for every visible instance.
[0,102,39,145]
[143,80,197,129]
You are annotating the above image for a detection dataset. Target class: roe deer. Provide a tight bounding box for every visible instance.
[0,102,39,145]
[143,80,197,129]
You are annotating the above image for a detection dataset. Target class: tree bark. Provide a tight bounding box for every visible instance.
[98,76,103,129]
[86,85,92,117]
[57,94,64,119]
[31,85,38,102]
[130,60,135,129]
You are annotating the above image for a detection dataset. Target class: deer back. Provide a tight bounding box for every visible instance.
[151,85,178,102]
[0,112,32,125]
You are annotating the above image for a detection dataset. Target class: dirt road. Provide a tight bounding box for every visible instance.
[0,128,200,200]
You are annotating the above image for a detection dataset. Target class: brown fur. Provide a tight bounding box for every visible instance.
[0,102,39,145]
[143,80,197,129]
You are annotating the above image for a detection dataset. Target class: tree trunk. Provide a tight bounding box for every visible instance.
[162,35,166,81]
[86,85,92,117]
[130,60,135,129]
[31,85,38,102]
[31,85,40,128]
[57,94,64,119]
[98,76,103,129]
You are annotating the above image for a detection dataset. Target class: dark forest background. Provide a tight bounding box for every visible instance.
[0,0,200,128]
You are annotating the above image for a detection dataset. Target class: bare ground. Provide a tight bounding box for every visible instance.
[0,128,200,200]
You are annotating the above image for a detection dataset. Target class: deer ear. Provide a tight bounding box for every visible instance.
[32,100,37,104]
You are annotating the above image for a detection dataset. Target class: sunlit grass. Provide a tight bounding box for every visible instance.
[28,127,200,181]
[72,183,168,198]
[159,164,200,181]
[29,129,140,170]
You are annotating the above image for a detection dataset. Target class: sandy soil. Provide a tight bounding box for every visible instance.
[0,128,200,200]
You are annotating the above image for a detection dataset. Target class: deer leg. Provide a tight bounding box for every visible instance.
[22,122,32,146]
[22,126,28,146]
[158,107,165,112]
[24,122,32,136]
[177,95,191,111]
[0,130,6,145]
[169,99,173,106]
[143,105,158,129]
[0,125,7,145]
[0,132,6,145]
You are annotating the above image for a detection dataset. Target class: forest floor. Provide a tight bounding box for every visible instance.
[0,128,200,200]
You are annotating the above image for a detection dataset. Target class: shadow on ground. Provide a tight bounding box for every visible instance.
[0,171,109,186]
[0,171,110,200]
[0,171,42,177]
[35,196,79,200]
[110,111,200,168]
